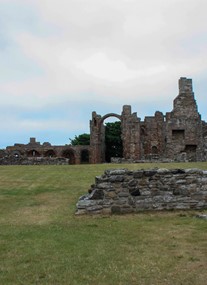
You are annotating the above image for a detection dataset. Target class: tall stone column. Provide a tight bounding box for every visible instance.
[121,105,141,160]
[90,112,102,163]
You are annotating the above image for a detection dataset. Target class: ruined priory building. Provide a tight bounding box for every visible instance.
[90,77,207,163]
[2,77,207,164]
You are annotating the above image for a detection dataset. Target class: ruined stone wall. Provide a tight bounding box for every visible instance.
[165,78,203,161]
[1,77,207,164]
[76,168,207,215]
[141,111,165,159]
[4,138,91,165]
[89,77,206,163]
[121,105,141,161]
[0,157,70,165]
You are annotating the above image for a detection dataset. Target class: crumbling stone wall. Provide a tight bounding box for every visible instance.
[165,78,204,161]
[2,77,207,164]
[90,106,141,163]
[3,138,91,165]
[89,77,207,163]
[0,156,70,165]
[140,111,165,159]
[76,168,207,215]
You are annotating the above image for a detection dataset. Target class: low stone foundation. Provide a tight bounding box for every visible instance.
[76,168,207,215]
[0,157,69,165]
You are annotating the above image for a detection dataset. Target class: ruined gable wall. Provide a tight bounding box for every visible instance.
[165,78,203,161]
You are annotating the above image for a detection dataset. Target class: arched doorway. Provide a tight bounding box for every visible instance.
[81,149,90,163]
[44,150,56,157]
[100,114,123,163]
[62,149,75,164]
[104,120,123,162]
[90,106,141,163]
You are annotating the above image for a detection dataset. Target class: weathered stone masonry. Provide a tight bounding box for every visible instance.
[2,77,207,164]
[90,77,207,163]
[76,168,207,215]
[0,138,91,165]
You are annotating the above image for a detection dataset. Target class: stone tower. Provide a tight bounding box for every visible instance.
[165,77,203,161]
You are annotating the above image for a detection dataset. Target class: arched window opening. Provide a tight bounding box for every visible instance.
[27,150,41,157]
[12,150,22,158]
[140,126,145,137]
[151,146,158,154]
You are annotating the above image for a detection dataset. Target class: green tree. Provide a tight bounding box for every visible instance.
[70,133,90,146]
[70,121,123,162]
[105,121,123,162]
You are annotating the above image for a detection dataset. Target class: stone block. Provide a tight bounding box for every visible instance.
[108,175,125,182]
[105,169,127,176]
[111,205,121,214]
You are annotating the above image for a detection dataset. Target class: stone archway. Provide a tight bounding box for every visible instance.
[90,106,141,163]
[44,149,57,157]
[81,149,90,163]
[11,150,22,158]
[27,150,41,157]
[61,149,76,164]
[101,114,122,163]
[103,119,123,162]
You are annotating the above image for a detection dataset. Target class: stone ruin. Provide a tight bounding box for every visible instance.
[1,77,207,164]
[90,77,207,163]
[76,168,207,215]
[0,138,90,165]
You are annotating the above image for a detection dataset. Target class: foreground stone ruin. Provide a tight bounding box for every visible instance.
[76,168,207,215]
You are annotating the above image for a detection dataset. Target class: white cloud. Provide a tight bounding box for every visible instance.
[0,0,207,147]
[76,52,166,82]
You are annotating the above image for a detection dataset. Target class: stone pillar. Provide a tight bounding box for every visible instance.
[121,105,141,160]
[90,112,102,163]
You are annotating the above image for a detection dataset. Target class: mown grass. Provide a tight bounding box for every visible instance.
[0,162,207,285]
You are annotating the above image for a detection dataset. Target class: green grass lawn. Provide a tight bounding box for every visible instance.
[0,162,207,285]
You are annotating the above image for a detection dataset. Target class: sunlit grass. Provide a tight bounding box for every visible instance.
[0,162,207,284]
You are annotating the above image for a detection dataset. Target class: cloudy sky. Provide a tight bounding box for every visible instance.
[0,0,207,148]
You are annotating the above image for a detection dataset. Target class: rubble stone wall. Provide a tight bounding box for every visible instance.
[0,157,70,165]
[76,168,207,215]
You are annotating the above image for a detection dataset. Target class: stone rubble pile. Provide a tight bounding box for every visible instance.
[76,168,207,215]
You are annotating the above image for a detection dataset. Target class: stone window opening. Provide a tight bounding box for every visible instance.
[12,151,21,158]
[27,150,41,157]
[172,130,185,140]
[151,146,158,154]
